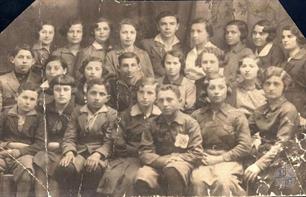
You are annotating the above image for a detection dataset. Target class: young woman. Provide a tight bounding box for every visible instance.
[105,18,154,78]
[74,17,113,79]
[280,25,306,119]
[97,78,161,197]
[227,55,266,117]
[223,20,253,85]
[160,49,196,112]
[191,75,251,196]
[34,74,75,197]
[244,66,303,195]
[32,21,56,69]
[53,18,84,76]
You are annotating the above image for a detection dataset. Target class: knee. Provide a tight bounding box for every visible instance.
[190,170,205,186]
[19,171,33,183]
[84,166,103,177]
[163,167,180,181]
[54,163,77,179]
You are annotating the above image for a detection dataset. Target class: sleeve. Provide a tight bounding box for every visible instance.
[255,104,298,170]
[142,51,155,78]
[176,118,204,165]
[19,116,45,156]
[61,109,79,155]
[184,81,196,110]
[94,110,117,159]
[222,113,252,161]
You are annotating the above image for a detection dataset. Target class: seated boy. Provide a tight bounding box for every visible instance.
[0,82,44,197]
[140,11,182,78]
[0,44,40,111]
[135,84,203,196]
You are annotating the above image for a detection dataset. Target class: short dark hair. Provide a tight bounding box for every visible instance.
[282,25,306,46]
[225,20,248,42]
[190,17,213,37]
[156,10,179,24]
[91,17,113,35]
[45,55,68,70]
[33,20,55,40]
[118,52,140,66]
[162,49,185,75]
[262,66,292,91]
[87,78,110,94]
[158,84,181,99]
[79,56,103,74]
[253,20,276,42]
[60,17,83,37]
[17,82,39,95]
[119,18,138,32]
[10,44,34,58]
[201,75,232,100]
[47,74,75,95]
[135,77,159,93]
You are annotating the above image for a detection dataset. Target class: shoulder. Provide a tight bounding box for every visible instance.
[191,107,209,121]
[280,100,298,115]
[140,38,155,47]
[0,72,13,80]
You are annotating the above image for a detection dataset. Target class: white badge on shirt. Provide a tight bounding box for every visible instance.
[174,133,189,149]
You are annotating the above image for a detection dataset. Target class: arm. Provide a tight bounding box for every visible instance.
[184,81,196,110]
[104,51,117,76]
[61,109,79,155]
[142,51,155,78]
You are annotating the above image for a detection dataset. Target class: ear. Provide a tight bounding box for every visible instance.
[105,94,111,102]
[9,56,15,64]
[63,68,67,75]
[175,23,180,32]
[31,58,36,65]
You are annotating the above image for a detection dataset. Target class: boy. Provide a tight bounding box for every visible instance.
[0,44,40,111]
[185,17,222,81]
[135,85,203,196]
[0,82,44,197]
[141,11,182,78]
[55,78,118,197]
[108,52,144,112]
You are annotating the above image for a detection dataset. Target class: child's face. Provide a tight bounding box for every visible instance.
[67,24,83,44]
[239,57,259,80]
[12,49,35,74]
[16,90,38,113]
[119,57,141,79]
[53,85,72,105]
[252,25,269,47]
[263,76,284,100]
[120,24,136,48]
[164,54,181,77]
[137,85,156,107]
[87,84,109,111]
[207,78,227,104]
[190,22,209,47]
[282,30,299,51]
[39,24,55,46]
[45,60,66,81]
[225,25,241,46]
[158,16,179,39]
[200,52,219,76]
[157,89,180,116]
[94,21,111,44]
[84,61,103,81]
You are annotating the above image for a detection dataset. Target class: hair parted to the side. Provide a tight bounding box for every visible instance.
[135,77,159,93]
[253,20,276,42]
[190,17,213,37]
[225,20,248,42]
[196,47,225,67]
[86,78,110,94]
[282,25,306,46]
[158,84,181,99]
[262,66,292,91]
[118,52,140,66]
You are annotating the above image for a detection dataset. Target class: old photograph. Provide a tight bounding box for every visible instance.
[0,0,305,196]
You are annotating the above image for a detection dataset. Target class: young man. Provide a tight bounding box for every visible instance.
[135,84,203,196]
[0,82,44,197]
[0,44,40,111]
[108,52,144,112]
[185,17,222,81]
[141,11,182,78]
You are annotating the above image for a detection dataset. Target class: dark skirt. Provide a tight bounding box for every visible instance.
[97,157,141,196]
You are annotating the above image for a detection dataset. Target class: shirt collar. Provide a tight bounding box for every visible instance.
[92,41,104,50]
[267,96,287,111]
[163,75,184,86]
[47,100,74,115]
[157,111,185,125]
[287,48,306,61]
[256,42,273,57]
[32,42,51,53]
[229,42,246,54]
[130,104,161,117]
[8,105,37,116]
[80,104,109,115]
[154,34,180,49]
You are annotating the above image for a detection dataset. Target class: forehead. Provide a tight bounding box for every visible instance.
[46,60,62,68]
[159,16,177,23]
[16,49,32,57]
[69,23,83,30]
[138,84,156,92]
[191,22,206,30]
[265,75,283,83]
[96,21,109,28]
[158,89,178,99]
[121,57,138,64]
[282,30,294,36]
[208,78,226,86]
[201,52,218,60]
[53,84,72,89]
[86,61,103,68]
[165,54,179,61]
[241,57,257,65]
[41,24,54,31]
[120,24,136,31]
[254,25,265,32]
[226,25,239,32]
[19,90,38,97]
[88,84,107,93]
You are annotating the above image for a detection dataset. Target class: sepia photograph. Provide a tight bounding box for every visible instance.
[0,0,305,196]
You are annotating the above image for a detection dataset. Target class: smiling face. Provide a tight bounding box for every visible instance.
[53,85,72,105]
[84,61,103,81]
[158,16,179,39]
[39,24,55,46]
[252,25,269,47]
[157,89,180,116]
[263,75,284,100]
[94,21,111,44]
[239,57,259,80]
[282,30,299,51]
[225,25,241,46]
[207,78,227,104]
[120,24,136,48]
[67,23,83,44]
[164,54,181,77]
[12,49,35,74]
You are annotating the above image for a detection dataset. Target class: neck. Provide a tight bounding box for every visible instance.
[288,46,301,58]
[229,42,241,50]
[68,43,80,50]
[256,42,269,52]
[160,35,175,45]
[87,105,101,114]
[207,71,219,79]
[210,102,224,111]
[240,79,256,90]
[122,44,134,52]
[41,42,51,49]
[139,104,153,117]
[167,73,180,83]
[163,110,179,122]
[55,102,69,113]
[196,41,208,52]
[17,107,29,116]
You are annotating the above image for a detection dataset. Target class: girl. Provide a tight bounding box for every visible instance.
[53,18,84,76]
[223,20,253,85]
[105,18,154,78]
[280,25,306,119]
[191,76,251,196]
[244,66,303,195]
[75,57,104,105]
[75,17,113,79]
[34,74,75,197]
[228,55,266,117]
[97,78,161,197]
[161,49,196,112]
